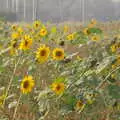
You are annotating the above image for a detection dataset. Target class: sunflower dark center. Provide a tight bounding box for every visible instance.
[40,50,46,56]
[36,24,39,27]
[25,40,28,46]
[23,81,29,89]
[13,42,17,48]
[78,101,83,107]
[56,85,61,91]
[56,51,62,57]
[42,30,45,34]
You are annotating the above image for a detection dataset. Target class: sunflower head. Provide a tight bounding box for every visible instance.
[33,20,41,29]
[11,40,18,49]
[11,24,17,30]
[51,82,65,95]
[10,40,18,55]
[40,28,47,37]
[64,25,69,33]
[19,35,32,50]
[111,44,117,53]
[36,45,50,63]
[11,32,20,40]
[91,35,100,41]
[21,75,35,94]
[17,27,24,34]
[83,28,90,35]
[75,100,85,110]
[67,33,74,40]
[52,48,64,61]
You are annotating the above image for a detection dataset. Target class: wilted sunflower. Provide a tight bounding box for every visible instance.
[36,45,50,63]
[91,35,100,41]
[52,48,64,60]
[40,28,47,37]
[51,82,65,95]
[19,35,32,50]
[20,75,35,94]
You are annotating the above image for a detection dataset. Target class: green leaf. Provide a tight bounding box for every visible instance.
[89,27,103,34]
[54,77,66,83]
[108,84,120,99]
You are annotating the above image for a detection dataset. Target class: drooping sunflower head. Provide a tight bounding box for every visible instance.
[52,48,64,61]
[19,35,33,50]
[51,82,65,95]
[20,75,35,94]
[36,45,50,63]
[40,28,47,37]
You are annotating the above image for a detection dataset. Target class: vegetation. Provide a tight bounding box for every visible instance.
[0,19,120,120]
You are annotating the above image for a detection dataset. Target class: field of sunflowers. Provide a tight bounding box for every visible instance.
[0,19,120,120]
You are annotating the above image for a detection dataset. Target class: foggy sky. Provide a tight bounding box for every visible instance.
[0,0,120,22]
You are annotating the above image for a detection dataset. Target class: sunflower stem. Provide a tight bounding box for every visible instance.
[96,65,120,90]
[12,93,22,120]
[2,56,21,107]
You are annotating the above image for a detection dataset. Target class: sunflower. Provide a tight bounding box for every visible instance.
[20,75,35,94]
[91,35,100,41]
[52,48,64,60]
[111,44,117,52]
[75,100,85,110]
[83,28,90,35]
[11,24,17,30]
[11,32,20,40]
[10,40,18,55]
[17,27,24,35]
[67,33,74,40]
[19,35,32,50]
[40,28,47,37]
[33,20,41,29]
[36,45,50,63]
[64,25,69,33]
[51,82,65,95]
[112,64,116,69]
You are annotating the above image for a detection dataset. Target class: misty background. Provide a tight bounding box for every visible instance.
[0,0,120,22]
